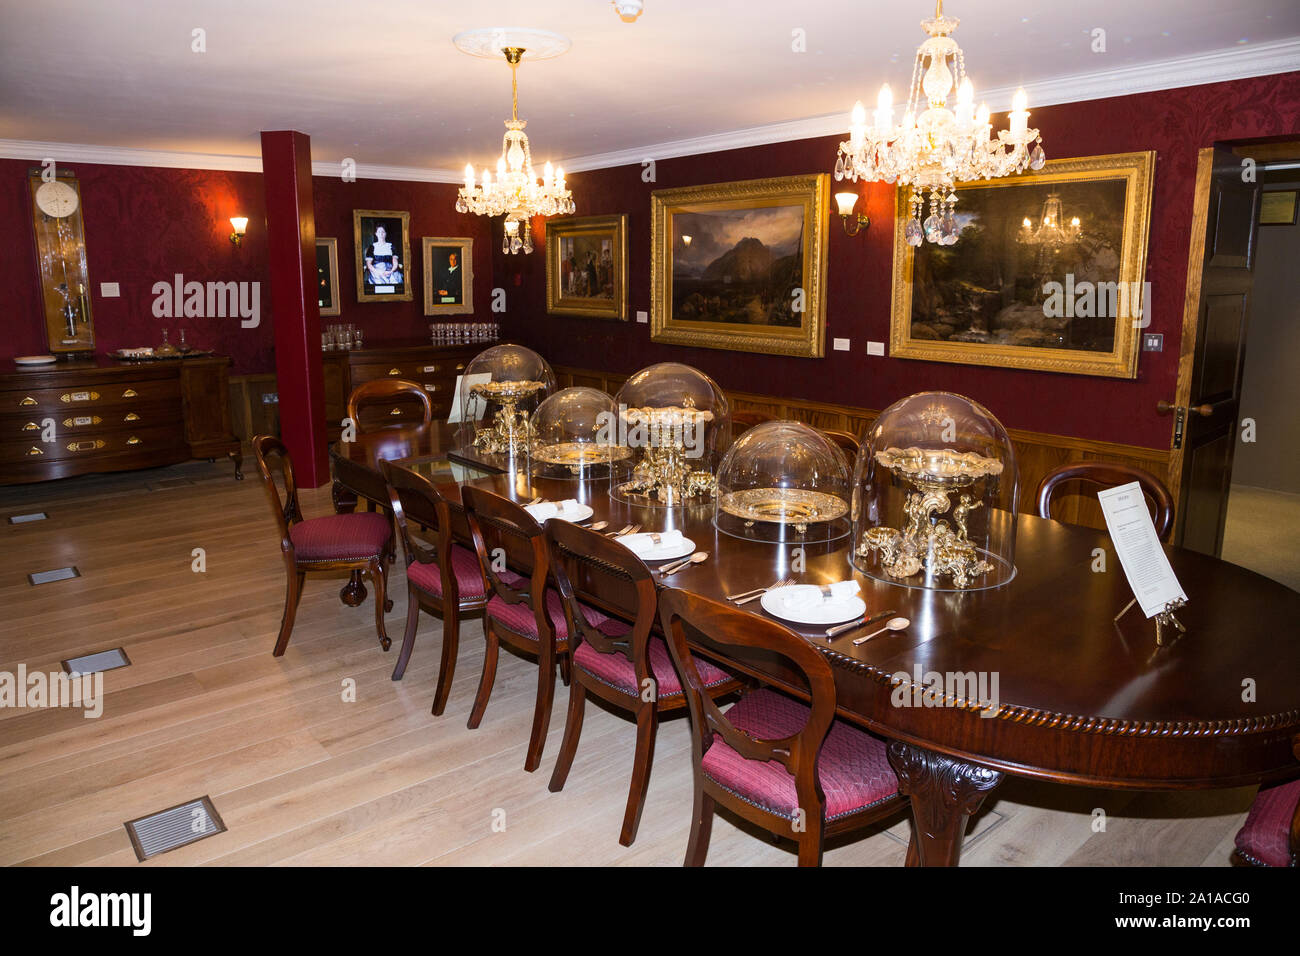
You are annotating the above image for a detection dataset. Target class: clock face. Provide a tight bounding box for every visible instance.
[36,180,79,218]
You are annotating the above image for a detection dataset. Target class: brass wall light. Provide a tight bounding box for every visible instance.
[835,192,869,237]
[229,217,249,245]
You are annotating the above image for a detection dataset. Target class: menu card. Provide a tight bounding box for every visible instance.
[446,373,491,424]
[1097,482,1187,618]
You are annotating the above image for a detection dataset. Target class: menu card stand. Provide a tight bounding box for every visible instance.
[1097,482,1189,647]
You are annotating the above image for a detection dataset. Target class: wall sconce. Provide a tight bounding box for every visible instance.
[835,192,869,237]
[681,234,692,247]
[229,217,248,245]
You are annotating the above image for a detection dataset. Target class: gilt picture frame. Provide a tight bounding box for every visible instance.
[890,151,1155,379]
[422,236,474,315]
[545,214,628,320]
[650,174,829,358]
[316,238,340,316]
[353,209,413,302]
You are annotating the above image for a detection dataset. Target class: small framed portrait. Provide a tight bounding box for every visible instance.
[422,237,475,315]
[353,210,413,302]
[316,238,340,316]
[546,214,628,320]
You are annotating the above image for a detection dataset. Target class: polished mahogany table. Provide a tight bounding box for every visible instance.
[332,424,1300,866]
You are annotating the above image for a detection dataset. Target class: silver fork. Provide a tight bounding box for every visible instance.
[733,578,795,605]
[604,524,633,537]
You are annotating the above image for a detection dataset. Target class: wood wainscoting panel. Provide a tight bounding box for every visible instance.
[554,365,1173,532]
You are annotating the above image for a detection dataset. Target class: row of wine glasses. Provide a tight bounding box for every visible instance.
[323,323,363,351]
[431,322,498,344]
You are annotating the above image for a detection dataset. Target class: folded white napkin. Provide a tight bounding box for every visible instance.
[779,581,860,611]
[618,530,685,556]
[525,499,581,521]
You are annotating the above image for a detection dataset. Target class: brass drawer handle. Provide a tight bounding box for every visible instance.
[60,391,99,403]
[27,446,43,456]
[424,384,438,393]
[65,415,101,427]
[126,436,141,446]
[455,363,466,371]
[387,368,402,376]
[22,421,39,432]
[122,388,138,398]
[389,408,402,416]
[20,396,37,407]
[123,412,140,422]
[67,439,106,452]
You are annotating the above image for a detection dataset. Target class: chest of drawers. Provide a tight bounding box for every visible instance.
[322,344,480,435]
[0,356,241,484]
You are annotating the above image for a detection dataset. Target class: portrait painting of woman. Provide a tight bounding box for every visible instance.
[353,210,413,302]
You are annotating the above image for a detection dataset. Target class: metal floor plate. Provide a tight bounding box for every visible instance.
[124,796,226,861]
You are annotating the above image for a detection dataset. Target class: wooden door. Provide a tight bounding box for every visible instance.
[1167,145,1260,556]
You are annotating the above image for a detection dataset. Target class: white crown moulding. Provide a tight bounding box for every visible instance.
[1,37,1297,181]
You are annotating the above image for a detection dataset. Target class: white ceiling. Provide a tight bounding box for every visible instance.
[2,0,1298,178]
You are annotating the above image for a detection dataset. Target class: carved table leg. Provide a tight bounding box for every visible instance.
[332,481,358,514]
[340,571,368,607]
[887,740,1004,867]
[229,449,244,480]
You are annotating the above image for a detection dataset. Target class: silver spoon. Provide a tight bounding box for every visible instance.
[581,520,608,532]
[852,617,910,645]
[659,551,708,576]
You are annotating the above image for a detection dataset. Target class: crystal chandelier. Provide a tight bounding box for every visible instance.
[455,47,575,254]
[834,1,1045,246]
[1017,192,1081,251]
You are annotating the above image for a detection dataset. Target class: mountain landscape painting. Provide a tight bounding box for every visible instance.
[670,205,805,327]
[650,174,829,357]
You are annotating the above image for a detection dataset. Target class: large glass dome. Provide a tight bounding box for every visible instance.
[714,421,851,543]
[611,363,730,506]
[457,344,555,460]
[530,386,632,480]
[851,391,1018,591]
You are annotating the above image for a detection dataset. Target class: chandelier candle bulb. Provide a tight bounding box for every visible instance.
[956,78,974,127]
[1010,88,1029,137]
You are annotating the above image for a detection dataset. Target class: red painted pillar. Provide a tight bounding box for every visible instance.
[260,130,328,486]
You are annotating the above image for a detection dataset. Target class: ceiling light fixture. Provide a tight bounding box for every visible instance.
[835,0,1045,246]
[455,38,575,255]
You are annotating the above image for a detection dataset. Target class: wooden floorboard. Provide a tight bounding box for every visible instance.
[0,462,1256,866]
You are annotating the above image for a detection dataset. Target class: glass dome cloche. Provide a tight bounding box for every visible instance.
[611,362,730,506]
[714,421,852,543]
[530,386,633,480]
[457,344,555,458]
[851,391,1018,591]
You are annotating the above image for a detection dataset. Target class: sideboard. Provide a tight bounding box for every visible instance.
[0,355,241,485]
[321,343,481,439]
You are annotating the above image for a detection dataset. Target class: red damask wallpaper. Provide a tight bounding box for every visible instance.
[493,72,1300,449]
[0,159,490,374]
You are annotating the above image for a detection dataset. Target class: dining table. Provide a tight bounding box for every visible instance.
[331,422,1300,866]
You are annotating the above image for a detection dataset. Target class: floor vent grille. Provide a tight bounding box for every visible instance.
[125,796,226,861]
[28,566,79,586]
[62,647,131,674]
[8,512,47,524]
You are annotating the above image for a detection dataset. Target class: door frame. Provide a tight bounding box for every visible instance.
[1166,147,1216,509]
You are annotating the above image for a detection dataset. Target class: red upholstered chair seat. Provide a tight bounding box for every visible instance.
[406,544,486,599]
[574,633,730,698]
[1234,779,1300,867]
[486,576,609,642]
[701,688,899,822]
[289,512,392,562]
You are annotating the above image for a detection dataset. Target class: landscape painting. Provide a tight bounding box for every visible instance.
[890,151,1155,378]
[651,174,828,357]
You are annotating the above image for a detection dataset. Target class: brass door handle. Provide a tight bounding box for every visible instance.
[1157,400,1214,417]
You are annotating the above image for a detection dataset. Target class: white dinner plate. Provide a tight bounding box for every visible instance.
[525,502,594,524]
[615,533,695,562]
[760,585,866,626]
[14,355,57,365]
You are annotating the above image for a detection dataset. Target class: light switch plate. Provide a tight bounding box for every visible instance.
[1142,333,1163,352]
[866,341,885,356]
[101,282,120,297]
[833,338,850,351]
[636,311,648,324]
